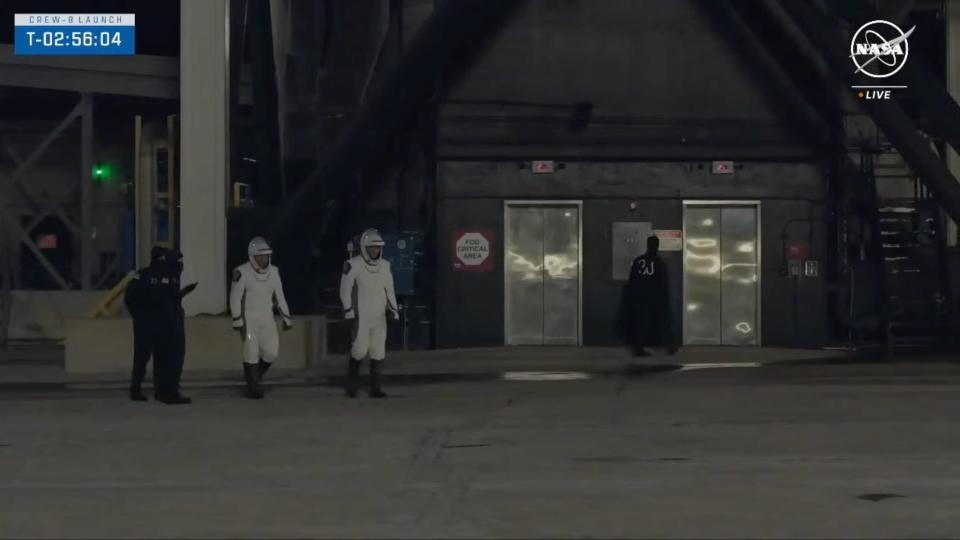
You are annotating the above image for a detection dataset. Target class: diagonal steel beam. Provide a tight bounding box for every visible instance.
[0,97,83,227]
[7,98,83,186]
[828,0,960,154]
[889,0,917,24]
[21,188,82,238]
[5,141,82,237]
[269,0,520,239]
[704,1,832,146]
[0,212,70,290]
[0,96,86,290]
[770,0,960,224]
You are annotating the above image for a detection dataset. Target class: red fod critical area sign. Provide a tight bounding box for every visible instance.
[453,229,494,272]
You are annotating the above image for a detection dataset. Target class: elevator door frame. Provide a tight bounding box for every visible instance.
[682,200,763,346]
[504,200,584,346]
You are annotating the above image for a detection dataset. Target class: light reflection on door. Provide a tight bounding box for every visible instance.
[505,204,580,345]
[683,204,759,346]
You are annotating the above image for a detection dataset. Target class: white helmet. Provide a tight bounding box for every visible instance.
[359,228,385,266]
[248,236,273,272]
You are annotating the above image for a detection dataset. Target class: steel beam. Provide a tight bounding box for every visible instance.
[948,0,960,244]
[3,143,82,237]
[0,44,254,104]
[21,189,81,237]
[80,93,93,289]
[700,1,832,146]
[7,99,83,185]
[772,0,960,224]
[0,96,89,290]
[270,0,519,239]
[0,212,70,290]
[888,0,918,24]
[0,44,178,99]
[829,0,960,154]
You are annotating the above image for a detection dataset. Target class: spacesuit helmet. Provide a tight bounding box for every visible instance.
[359,229,385,265]
[247,236,273,273]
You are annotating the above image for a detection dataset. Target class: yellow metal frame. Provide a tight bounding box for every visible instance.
[89,270,137,318]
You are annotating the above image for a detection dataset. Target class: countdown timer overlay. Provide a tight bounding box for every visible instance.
[14,14,135,55]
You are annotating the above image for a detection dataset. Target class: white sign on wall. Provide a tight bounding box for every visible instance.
[612,222,651,281]
[654,229,683,251]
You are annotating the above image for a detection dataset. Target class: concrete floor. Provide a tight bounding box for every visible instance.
[2,362,960,538]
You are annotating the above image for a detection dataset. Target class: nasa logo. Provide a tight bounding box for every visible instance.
[849,20,914,79]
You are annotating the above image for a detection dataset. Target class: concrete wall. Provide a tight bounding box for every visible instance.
[437,0,814,159]
[435,161,831,349]
[65,315,326,379]
[446,0,783,118]
[7,291,104,340]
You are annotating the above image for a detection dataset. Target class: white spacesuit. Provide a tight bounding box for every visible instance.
[230,236,292,399]
[339,228,398,398]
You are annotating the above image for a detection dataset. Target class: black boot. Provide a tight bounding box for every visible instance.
[129,387,148,402]
[258,359,272,380]
[258,360,272,393]
[243,363,264,400]
[345,358,361,398]
[369,361,387,399]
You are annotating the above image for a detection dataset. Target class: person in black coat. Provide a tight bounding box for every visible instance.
[618,235,678,356]
[124,246,196,404]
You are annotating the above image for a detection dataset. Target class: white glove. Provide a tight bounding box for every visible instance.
[344,308,356,320]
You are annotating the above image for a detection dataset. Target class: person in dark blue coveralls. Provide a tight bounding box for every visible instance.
[618,235,678,357]
[124,246,196,404]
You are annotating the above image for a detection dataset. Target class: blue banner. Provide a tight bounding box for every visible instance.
[15,25,135,55]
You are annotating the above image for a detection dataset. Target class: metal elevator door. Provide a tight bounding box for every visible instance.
[506,205,580,345]
[683,205,759,346]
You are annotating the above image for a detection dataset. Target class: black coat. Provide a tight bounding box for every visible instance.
[124,263,184,331]
[616,252,671,343]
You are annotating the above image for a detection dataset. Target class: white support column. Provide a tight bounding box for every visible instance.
[180,0,229,315]
[948,0,960,245]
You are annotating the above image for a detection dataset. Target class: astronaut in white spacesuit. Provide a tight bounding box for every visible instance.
[230,236,292,399]
[339,229,399,398]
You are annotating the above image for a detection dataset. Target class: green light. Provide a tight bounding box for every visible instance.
[92,163,113,182]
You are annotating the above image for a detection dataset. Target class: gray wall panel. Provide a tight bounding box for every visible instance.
[438,162,825,200]
[436,199,505,348]
[435,162,831,349]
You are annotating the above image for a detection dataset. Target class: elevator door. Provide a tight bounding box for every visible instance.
[505,204,581,345]
[683,205,759,345]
